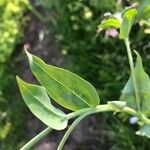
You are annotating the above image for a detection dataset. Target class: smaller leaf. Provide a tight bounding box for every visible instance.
[120,51,150,116]
[119,8,137,39]
[107,101,126,111]
[98,18,121,30]
[17,76,68,130]
[136,125,150,138]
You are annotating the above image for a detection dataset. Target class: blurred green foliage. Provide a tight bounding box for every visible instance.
[0,0,29,149]
[0,0,28,63]
[108,117,150,150]
[0,61,26,150]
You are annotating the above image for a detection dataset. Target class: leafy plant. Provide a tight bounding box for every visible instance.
[0,0,30,149]
[17,8,150,150]
[0,0,29,63]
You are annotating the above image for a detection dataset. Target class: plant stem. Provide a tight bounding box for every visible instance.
[124,38,141,112]
[20,127,53,150]
[140,114,150,124]
[58,105,114,150]
[59,104,150,150]
[67,104,137,120]
[67,104,115,120]
[20,104,150,150]
[57,114,87,150]
[67,107,95,119]
[67,104,150,124]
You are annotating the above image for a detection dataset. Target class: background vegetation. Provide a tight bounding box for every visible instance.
[0,0,29,149]
[0,0,150,149]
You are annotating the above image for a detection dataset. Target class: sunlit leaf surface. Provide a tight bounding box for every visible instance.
[26,51,100,111]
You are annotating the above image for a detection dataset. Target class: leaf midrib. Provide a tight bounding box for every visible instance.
[32,58,92,107]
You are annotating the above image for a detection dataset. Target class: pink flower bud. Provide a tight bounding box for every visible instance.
[105,28,118,38]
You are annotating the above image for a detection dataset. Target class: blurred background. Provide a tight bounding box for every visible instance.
[0,0,150,149]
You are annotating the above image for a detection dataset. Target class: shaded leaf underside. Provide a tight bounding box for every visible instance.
[17,77,68,130]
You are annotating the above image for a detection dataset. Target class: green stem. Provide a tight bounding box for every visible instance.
[59,104,150,150]
[67,104,137,120]
[67,107,95,120]
[67,104,150,124]
[58,105,114,150]
[122,106,137,116]
[140,114,150,124]
[124,38,141,112]
[57,114,87,150]
[20,104,150,150]
[20,127,53,150]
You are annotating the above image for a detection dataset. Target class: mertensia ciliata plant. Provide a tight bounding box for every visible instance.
[17,8,150,150]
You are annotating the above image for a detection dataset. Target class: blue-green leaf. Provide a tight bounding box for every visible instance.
[26,51,100,111]
[120,51,150,116]
[136,125,150,138]
[119,8,137,39]
[17,76,68,130]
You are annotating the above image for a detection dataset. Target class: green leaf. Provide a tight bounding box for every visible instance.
[119,8,137,39]
[107,101,126,111]
[26,51,100,111]
[137,0,150,20]
[120,51,150,116]
[138,6,150,20]
[98,18,121,30]
[136,125,150,138]
[16,76,68,130]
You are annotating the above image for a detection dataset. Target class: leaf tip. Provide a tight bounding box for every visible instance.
[24,46,32,60]
[16,75,20,83]
[133,50,142,64]
[16,76,23,90]
[16,76,25,87]
[133,50,139,56]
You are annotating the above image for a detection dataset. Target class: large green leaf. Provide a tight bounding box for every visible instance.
[26,51,100,111]
[17,76,68,130]
[119,8,137,39]
[136,125,150,138]
[98,18,121,30]
[120,51,150,116]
